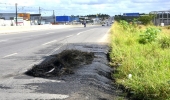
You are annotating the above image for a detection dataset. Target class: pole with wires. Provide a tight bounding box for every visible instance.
[39,7,41,25]
[53,10,55,24]
[15,3,18,26]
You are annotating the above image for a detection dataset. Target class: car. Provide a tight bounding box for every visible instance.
[44,22,52,25]
[102,24,106,26]
[102,22,110,26]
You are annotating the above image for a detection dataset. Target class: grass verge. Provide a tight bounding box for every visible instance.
[109,21,170,100]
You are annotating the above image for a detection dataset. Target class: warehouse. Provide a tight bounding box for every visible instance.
[150,10,170,26]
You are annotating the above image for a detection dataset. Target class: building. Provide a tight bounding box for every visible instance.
[30,14,41,25]
[0,13,81,26]
[150,10,170,26]
[0,13,31,26]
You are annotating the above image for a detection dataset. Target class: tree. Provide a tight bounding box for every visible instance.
[138,14,155,25]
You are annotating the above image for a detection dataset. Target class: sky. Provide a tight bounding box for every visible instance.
[0,0,170,16]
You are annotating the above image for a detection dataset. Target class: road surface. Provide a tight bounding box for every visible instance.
[0,25,108,77]
[0,25,124,100]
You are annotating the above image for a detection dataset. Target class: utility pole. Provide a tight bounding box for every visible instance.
[15,3,18,26]
[39,7,41,25]
[53,10,55,24]
[39,7,41,14]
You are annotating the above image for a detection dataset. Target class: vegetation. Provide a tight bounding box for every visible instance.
[114,15,139,22]
[87,13,110,20]
[138,14,155,25]
[109,20,170,100]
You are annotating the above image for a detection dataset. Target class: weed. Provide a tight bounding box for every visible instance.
[159,36,170,49]
[139,27,161,44]
[110,21,170,100]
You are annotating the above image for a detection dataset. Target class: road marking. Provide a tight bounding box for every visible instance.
[3,53,18,58]
[42,40,57,45]
[77,32,82,35]
[66,35,73,38]
[0,40,8,42]
[49,46,61,55]
[46,32,55,34]
[77,29,95,35]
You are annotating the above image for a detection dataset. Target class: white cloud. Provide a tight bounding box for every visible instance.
[0,0,170,16]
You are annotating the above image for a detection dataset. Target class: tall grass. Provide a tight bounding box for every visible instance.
[110,21,170,100]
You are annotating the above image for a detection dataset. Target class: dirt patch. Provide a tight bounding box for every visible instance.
[25,50,94,77]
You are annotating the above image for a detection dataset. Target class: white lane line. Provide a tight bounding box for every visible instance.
[0,40,8,42]
[3,53,18,58]
[77,29,95,35]
[46,32,55,34]
[42,40,57,45]
[66,35,73,38]
[77,32,82,35]
[48,45,62,55]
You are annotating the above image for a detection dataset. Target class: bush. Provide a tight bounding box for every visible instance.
[159,37,170,49]
[119,20,138,33]
[138,14,154,25]
[166,25,170,29]
[139,27,161,44]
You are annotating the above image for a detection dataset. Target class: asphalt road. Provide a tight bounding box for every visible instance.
[0,25,123,100]
[0,25,110,77]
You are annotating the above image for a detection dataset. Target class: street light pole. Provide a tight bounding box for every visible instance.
[15,3,18,26]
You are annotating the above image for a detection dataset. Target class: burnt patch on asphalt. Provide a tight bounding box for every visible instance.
[21,43,126,100]
[25,50,94,78]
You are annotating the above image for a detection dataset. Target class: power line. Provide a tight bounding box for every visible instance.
[0,2,70,16]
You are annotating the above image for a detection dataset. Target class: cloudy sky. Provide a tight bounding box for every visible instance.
[0,0,170,16]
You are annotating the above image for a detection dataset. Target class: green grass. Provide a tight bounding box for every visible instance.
[109,21,170,100]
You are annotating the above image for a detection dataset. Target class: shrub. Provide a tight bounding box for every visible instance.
[159,37,170,49]
[119,20,129,30]
[119,20,138,33]
[166,25,170,29]
[139,27,161,44]
[138,14,154,25]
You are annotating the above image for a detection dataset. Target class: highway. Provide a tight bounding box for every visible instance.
[0,25,110,77]
[0,25,119,100]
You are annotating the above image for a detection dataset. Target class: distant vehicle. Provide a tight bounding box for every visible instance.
[44,22,52,25]
[102,24,106,26]
[102,22,110,26]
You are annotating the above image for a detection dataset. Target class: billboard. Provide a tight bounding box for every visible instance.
[18,13,30,20]
[56,16,71,22]
[123,13,139,16]
[14,17,23,23]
